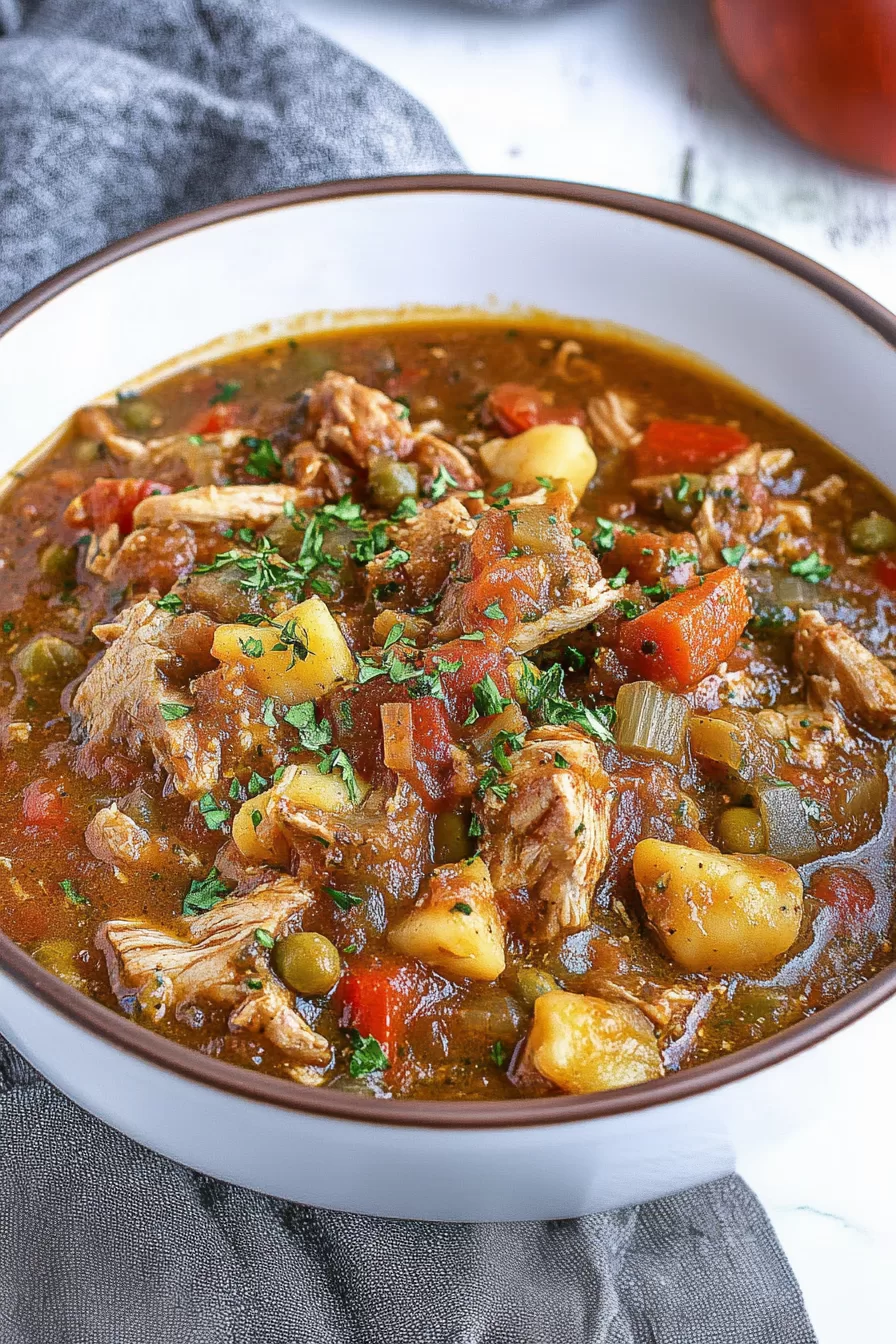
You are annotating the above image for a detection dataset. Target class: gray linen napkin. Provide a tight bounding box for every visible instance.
[0,3,817,1341]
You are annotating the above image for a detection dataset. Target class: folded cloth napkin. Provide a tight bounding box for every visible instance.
[0,3,816,1342]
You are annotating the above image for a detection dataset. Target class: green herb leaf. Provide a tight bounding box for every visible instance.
[483,600,506,622]
[382,621,405,651]
[390,496,418,521]
[198,792,230,831]
[261,696,277,727]
[721,543,747,567]
[535,476,554,490]
[155,593,184,614]
[790,551,833,584]
[318,748,360,804]
[460,630,486,641]
[593,517,615,553]
[255,928,275,949]
[489,1040,508,1068]
[284,701,332,752]
[383,547,410,571]
[183,867,232,916]
[239,635,265,658]
[243,437,281,479]
[60,878,87,906]
[452,901,472,915]
[472,673,511,720]
[160,702,191,721]
[326,885,364,911]
[247,771,269,798]
[209,380,240,405]
[428,466,459,501]
[348,1029,389,1077]
[614,599,641,620]
[608,567,629,590]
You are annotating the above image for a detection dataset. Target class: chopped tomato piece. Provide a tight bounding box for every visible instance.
[486,383,585,436]
[874,552,896,592]
[423,632,512,724]
[185,402,242,435]
[67,477,171,537]
[470,509,513,577]
[395,697,458,809]
[605,528,700,589]
[618,566,752,691]
[634,420,749,475]
[22,778,72,829]
[811,866,876,931]
[463,557,547,629]
[334,957,419,1055]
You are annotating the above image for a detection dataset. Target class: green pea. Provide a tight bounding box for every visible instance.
[849,513,896,554]
[39,543,77,582]
[119,399,158,433]
[516,966,559,1005]
[72,438,103,464]
[15,636,84,684]
[718,806,766,854]
[368,459,419,513]
[433,811,474,866]
[273,931,341,996]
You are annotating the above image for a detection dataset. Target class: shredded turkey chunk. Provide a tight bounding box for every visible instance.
[794,610,896,729]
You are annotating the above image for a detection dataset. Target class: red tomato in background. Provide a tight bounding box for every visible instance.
[486,383,585,436]
[633,420,749,475]
[186,402,243,435]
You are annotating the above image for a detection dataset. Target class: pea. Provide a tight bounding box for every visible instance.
[433,811,474,865]
[39,543,77,582]
[119,398,158,433]
[516,966,559,1005]
[849,513,896,554]
[368,459,419,513]
[273,931,341,996]
[72,438,103,464]
[15,635,84,684]
[718,806,766,854]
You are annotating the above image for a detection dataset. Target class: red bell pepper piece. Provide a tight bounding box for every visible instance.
[618,566,752,691]
[633,419,750,475]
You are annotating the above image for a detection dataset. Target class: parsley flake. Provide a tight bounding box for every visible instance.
[348,1029,389,1077]
[60,878,87,906]
[160,702,191,721]
[183,867,232,916]
[428,466,459,501]
[790,552,832,584]
[155,593,184,614]
[326,886,364,911]
[721,544,747,567]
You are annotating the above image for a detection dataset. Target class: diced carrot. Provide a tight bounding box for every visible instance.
[634,420,750,475]
[186,402,242,435]
[617,566,752,690]
[22,778,72,829]
[334,957,420,1055]
[486,383,585,436]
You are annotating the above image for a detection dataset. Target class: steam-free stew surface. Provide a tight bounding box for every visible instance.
[1,321,894,1100]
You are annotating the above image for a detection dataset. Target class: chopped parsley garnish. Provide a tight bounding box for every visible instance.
[182,867,232,916]
[608,567,629,590]
[247,771,269,798]
[254,928,275,949]
[476,767,512,802]
[348,1029,389,1077]
[721,544,747,567]
[470,673,511,721]
[565,646,586,670]
[520,658,616,745]
[243,436,281,479]
[239,635,265,658]
[338,701,354,731]
[483,600,506,622]
[270,616,310,669]
[228,777,242,800]
[250,810,263,829]
[382,621,405,651]
[160,702,191,721]
[198,792,230,831]
[668,548,698,568]
[318,748,360,804]
[614,599,641,620]
[60,878,87,906]
[554,753,570,768]
[390,496,418,521]
[452,902,472,915]
[209,380,240,404]
[460,630,485,641]
[394,397,411,420]
[489,1041,508,1068]
[803,797,823,822]
[593,517,615,553]
[246,977,263,991]
[535,476,554,490]
[674,475,691,502]
[155,593,184,614]
[261,697,277,727]
[468,815,483,838]
[283,701,332,752]
[491,482,513,500]
[382,547,410,570]
[428,465,459,501]
[790,551,832,584]
[326,886,363,911]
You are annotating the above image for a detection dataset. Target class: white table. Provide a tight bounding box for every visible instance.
[291,3,896,1339]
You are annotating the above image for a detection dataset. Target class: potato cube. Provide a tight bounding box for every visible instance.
[212,596,355,703]
[480,424,596,502]
[389,857,505,982]
[524,991,662,1094]
[231,761,357,864]
[633,838,803,974]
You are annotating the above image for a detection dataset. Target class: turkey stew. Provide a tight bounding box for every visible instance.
[2,319,894,1101]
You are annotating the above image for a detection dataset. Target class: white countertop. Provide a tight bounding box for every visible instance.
[290,3,896,1338]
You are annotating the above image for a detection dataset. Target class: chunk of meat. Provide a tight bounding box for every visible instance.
[794,610,896,728]
[73,599,219,799]
[411,434,481,493]
[506,580,615,655]
[74,406,147,464]
[692,467,768,570]
[304,372,414,469]
[85,805,149,867]
[282,442,354,500]
[131,483,313,529]
[755,702,852,770]
[146,429,249,485]
[476,727,613,940]
[366,497,475,607]
[103,522,197,592]
[587,392,640,450]
[98,877,330,1072]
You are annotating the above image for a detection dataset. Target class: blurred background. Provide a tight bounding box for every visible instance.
[291,0,896,310]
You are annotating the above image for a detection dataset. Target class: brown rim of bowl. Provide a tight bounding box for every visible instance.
[2,173,896,1131]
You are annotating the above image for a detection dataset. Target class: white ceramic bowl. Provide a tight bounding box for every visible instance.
[1,176,896,1221]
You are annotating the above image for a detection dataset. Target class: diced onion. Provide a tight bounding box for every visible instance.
[751,778,818,864]
[381,702,415,772]
[615,681,689,763]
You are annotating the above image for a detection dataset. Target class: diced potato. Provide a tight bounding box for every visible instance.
[212,596,354,703]
[231,762,357,864]
[524,990,662,1094]
[633,838,803,974]
[388,857,505,982]
[689,713,744,773]
[480,424,597,502]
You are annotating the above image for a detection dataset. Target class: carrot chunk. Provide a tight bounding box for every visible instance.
[617,567,752,690]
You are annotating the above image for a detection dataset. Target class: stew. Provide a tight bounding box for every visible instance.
[1,319,894,1100]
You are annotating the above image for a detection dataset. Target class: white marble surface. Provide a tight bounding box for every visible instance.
[288,3,896,1338]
